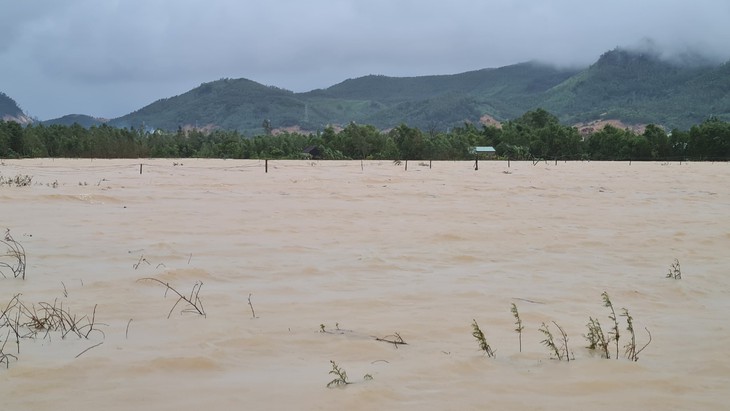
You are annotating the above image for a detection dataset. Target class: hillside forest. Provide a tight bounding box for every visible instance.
[2,109,729,161]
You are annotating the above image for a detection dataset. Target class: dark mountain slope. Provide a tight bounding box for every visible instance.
[537,48,730,127]
[110,78,306,132]
[1,92,24,118]
[42,114,106,128]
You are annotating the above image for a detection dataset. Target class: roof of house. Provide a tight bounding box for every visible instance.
[471,146,496,153]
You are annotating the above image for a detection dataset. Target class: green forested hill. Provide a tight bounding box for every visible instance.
[537,49,730,127]
[110,78,306,132]
[111,62,579,133]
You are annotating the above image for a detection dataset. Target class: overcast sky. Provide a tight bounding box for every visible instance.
[2,0,728,120]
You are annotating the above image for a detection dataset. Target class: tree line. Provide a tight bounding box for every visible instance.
[1,109,729,161]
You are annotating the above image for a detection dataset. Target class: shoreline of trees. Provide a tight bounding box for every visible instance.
[1,109,728,161]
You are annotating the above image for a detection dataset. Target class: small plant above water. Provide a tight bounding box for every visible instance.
[666,258,682,279]
[0,229,26,280]
[471,319,495,358]
[622,308,652,362]
[539,321,571,361]
[247,293,257,319]
[138,278,206,318]
[326,360,350,388]
[326,360,373,388]
[510,303,524,352]
[602,291,620,359]
[0,333,17,368]
[584,317,610,359]
[319,323,352,334]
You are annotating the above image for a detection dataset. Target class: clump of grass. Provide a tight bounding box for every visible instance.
[1,293,104,368]
[1,286,105,369]
[585,292,652,361]
[1,229,26,279]
[327,360,350,388]
[510,303,524,352]
[666,258,682,279]
[0,174,33,187]
[471,319,495,358]
[539,321,571,361]
[138,278,206,318]
[18,299,103,339]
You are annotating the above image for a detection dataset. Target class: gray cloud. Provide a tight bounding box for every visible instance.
[2,0,729,120]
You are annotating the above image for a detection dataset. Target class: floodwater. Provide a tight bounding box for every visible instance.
[1,159,729,410]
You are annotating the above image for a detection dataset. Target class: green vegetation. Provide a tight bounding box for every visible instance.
[538,49,730,128]
[3,48,730,159]
[326,360,350,388]
[2,110,729,160]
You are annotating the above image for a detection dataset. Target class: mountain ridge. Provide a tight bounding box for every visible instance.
[5,47,730,133]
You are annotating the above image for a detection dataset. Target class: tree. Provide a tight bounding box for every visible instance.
[687,118,730,160]
[643,124,670,159]
[389,124,425,160]
[5,121,24,156]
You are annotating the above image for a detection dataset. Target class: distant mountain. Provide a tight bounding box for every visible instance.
[109,78,304,132]
[42,114,106,128]
[537,48,730,127]
[110,48,729,133]
[111,62,579,134]
[0,92,33,125]
[9,47,730,133]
